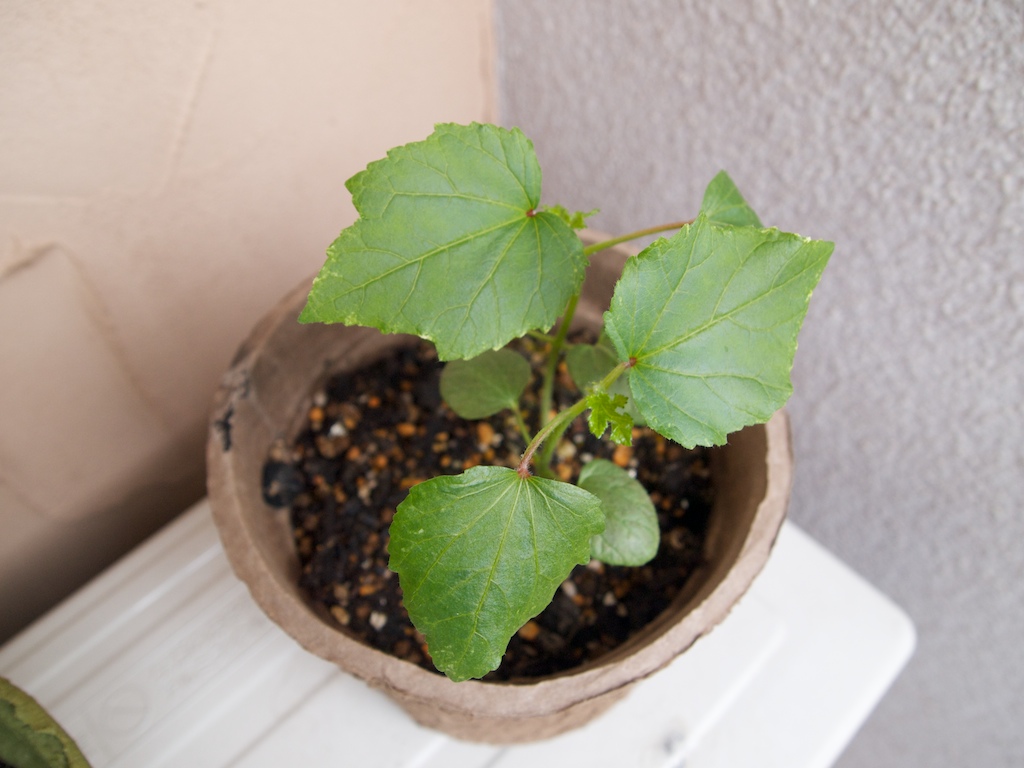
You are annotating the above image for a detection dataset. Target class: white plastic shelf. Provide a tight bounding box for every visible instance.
[0,500,914,767]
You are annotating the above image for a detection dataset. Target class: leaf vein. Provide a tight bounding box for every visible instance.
[637,240,824,360]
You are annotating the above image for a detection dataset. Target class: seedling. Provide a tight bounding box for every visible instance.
[301,122,832,681]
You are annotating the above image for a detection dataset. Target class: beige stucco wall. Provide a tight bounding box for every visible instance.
[0,0,496,641]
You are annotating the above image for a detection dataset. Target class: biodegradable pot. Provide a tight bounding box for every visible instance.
[206,238,792,744]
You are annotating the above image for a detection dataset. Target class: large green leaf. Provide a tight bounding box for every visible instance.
[300,123,587,360]
[700,171,762,228]
[440,348,531,419]
[604,214,832,447]
[389,466,604,681]
[578,460,659,566]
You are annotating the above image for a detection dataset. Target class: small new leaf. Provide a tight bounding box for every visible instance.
[700,171,762,228]
[543,204,599,230]
[586,391,634,445]
[565,333,645,425]
[440,348,531,419]
[578,459,659,566]
[604,214,832,447]
[300,123,587,361]
[388,466,604,681]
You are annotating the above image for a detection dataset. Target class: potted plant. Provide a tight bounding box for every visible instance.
[207,122,831,741]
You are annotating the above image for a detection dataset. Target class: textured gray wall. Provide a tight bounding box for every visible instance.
[495,1,1023,765]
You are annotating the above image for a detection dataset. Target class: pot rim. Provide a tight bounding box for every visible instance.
[206,235,792,722]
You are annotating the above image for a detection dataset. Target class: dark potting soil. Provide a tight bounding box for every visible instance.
[262,337,714,682]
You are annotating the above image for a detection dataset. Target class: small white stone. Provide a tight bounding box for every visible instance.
[369,611,387,630]
[357,479,377,503]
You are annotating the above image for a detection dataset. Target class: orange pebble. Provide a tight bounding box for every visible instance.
[518,620,541,641]
[612,444,632,467]
[476,421,495,446]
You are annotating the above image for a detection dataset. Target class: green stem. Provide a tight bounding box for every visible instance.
[534,413,576,477]
[517,398,590,478]
[520,358,635,478]
[582,219,693,257]
[539,293,580,430]
[534,220,688,434]
[512,409,532,446]
[527,329,556,343]
[536,357,634,471]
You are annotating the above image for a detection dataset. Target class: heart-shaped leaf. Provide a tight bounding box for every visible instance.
[389,466,604,681]
[700,171,762,228]
[578,459,659,566]
[300,123,587,360]
[440,348,531,419]
[604,214,832,447]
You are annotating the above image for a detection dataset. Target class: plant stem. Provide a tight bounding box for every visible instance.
[519,358,635,478]
[517,398,590,478]
[535,357,634,471]
[512,408,532,446]
[539,293,580,430]
[535,220,689,432]
[522,220,686,478]
[582,219,693,257]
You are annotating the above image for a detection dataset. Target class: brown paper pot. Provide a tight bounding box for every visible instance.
[206,237,793,744]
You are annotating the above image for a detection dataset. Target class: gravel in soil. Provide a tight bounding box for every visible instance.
[262,337,714,682]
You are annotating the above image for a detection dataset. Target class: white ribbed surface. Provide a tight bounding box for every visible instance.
[0,500,912,767]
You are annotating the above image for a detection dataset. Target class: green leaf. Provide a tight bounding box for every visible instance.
[543,204,599,230]
[565,333,645,425]
[440,348,531,419]
[300,123,587,360]
[586,391,634,445]
[1,678,90,768]
[565,333,619,390]
[578,460,660,566]
[700,171,762,228]
[389,466,604,681]
[604,214,832,447]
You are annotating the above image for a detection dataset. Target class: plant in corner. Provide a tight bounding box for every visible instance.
[298,122,832,682]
